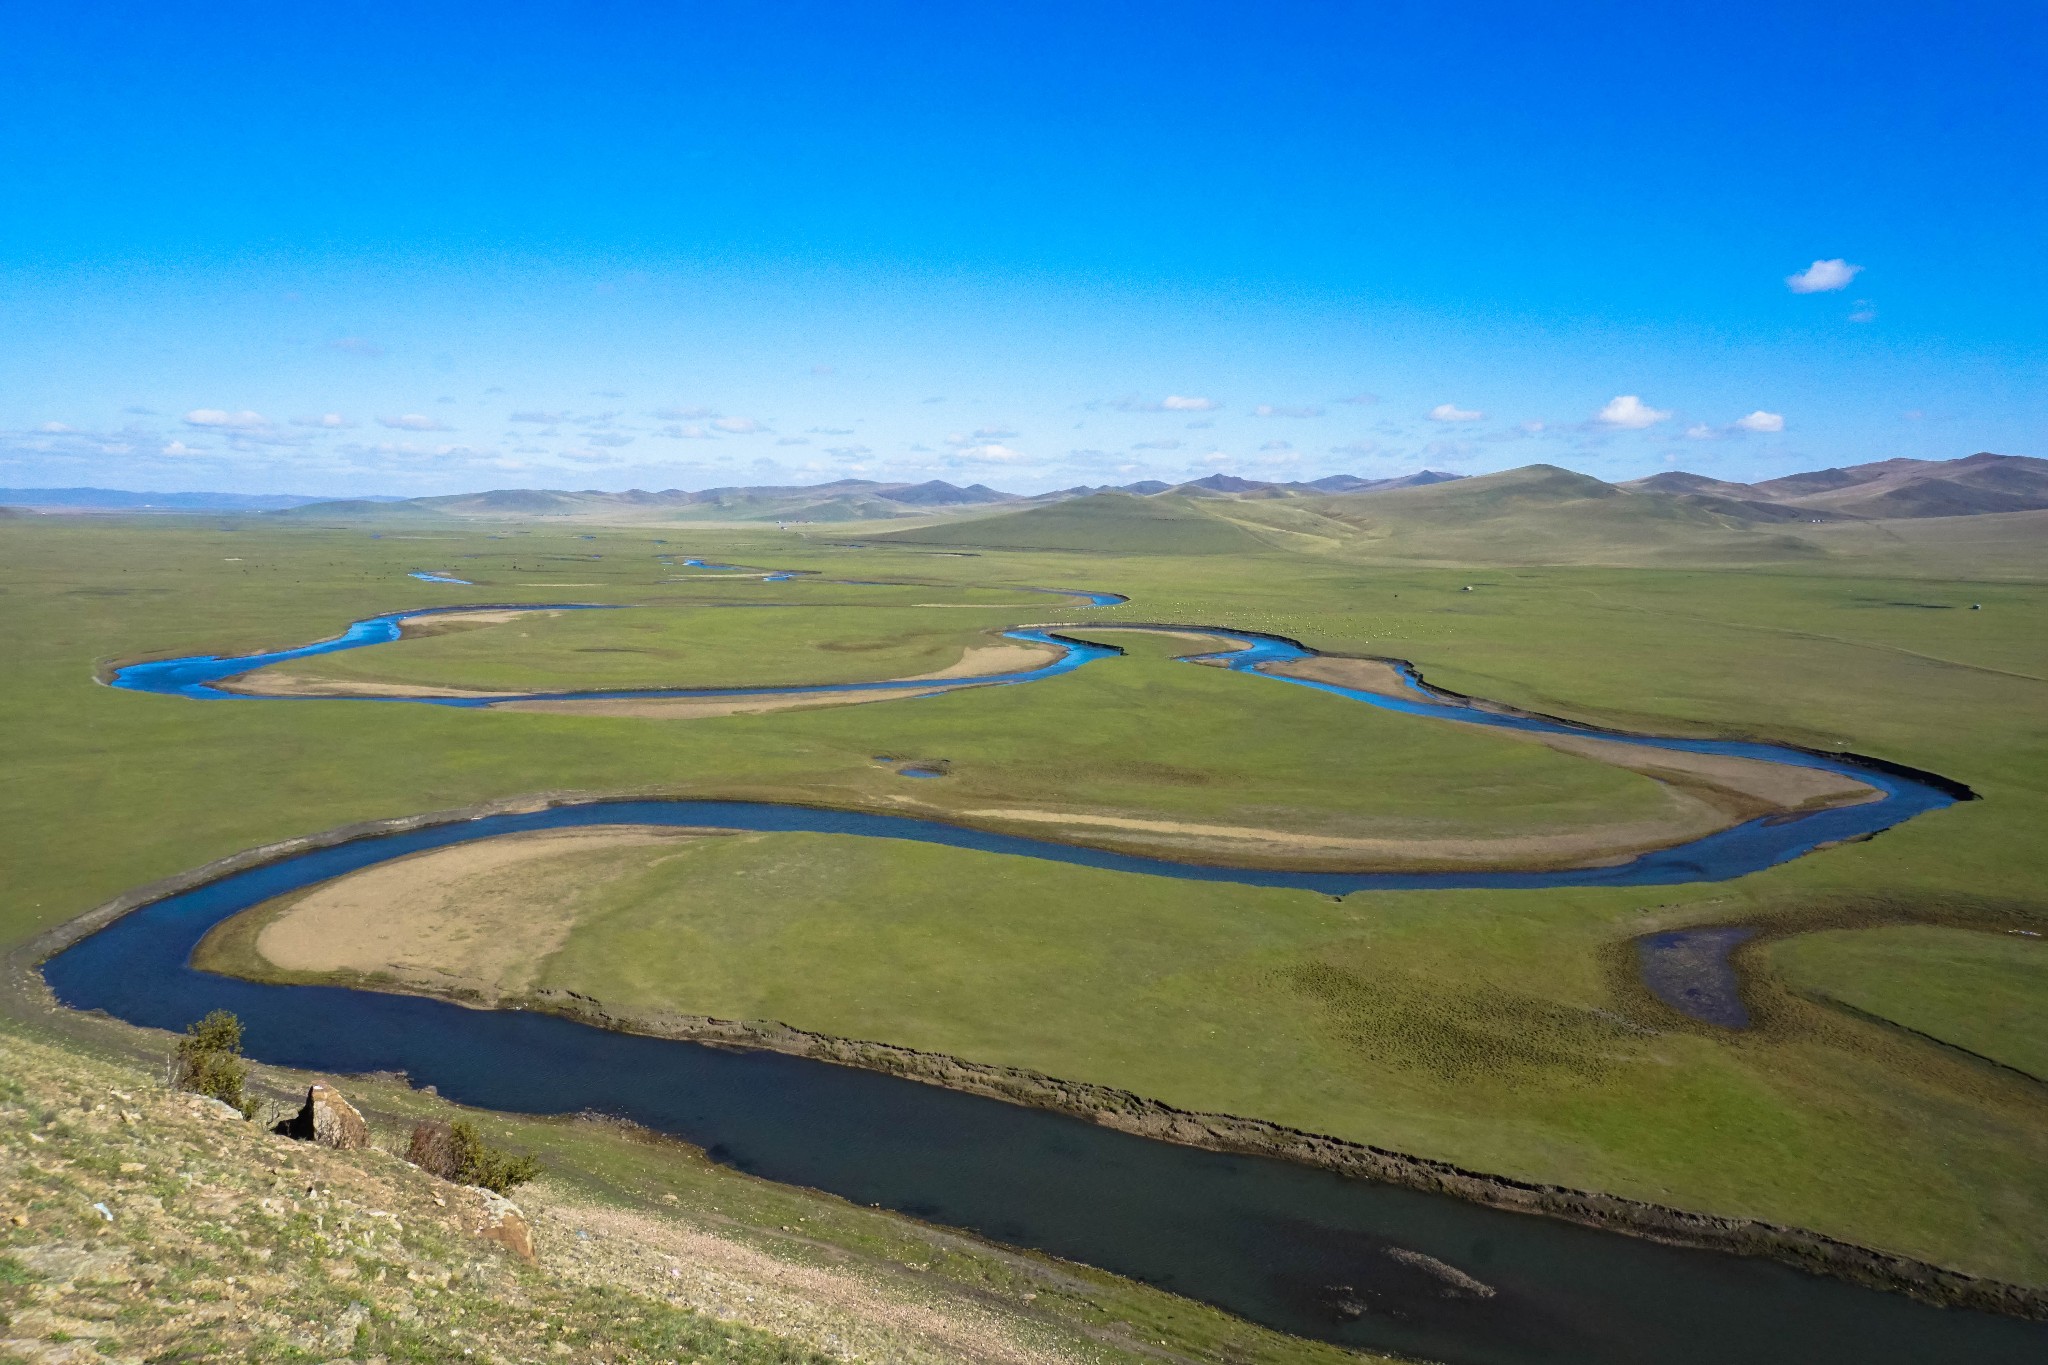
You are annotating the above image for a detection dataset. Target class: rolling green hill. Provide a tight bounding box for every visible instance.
[1298,464,1830,565]
[870,492,1280,553]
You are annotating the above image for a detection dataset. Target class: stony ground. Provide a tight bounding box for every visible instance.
[0,1025,1208,1365]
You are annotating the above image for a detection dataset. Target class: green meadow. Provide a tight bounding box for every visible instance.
[3,499,2046,1292]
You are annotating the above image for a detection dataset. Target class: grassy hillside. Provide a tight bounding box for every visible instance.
[1301,465,1829,565]
[1,1023,1348,1365]
[871,492,1280,554]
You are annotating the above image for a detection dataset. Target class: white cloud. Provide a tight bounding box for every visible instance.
[160,440,208,457]
[377,414,453,431]
[1253,404,1324,418]
[585,433,635,447]
[656,424,714,439]
[1427,403,1485,423]
[1848,302,1877,323]
[1734,410,1785,433]
[37,421,75,433]
[949,443,1033,465]
[1131,439,1182,451]
[184,409,272,431]
[290,413,356,428]
[711,416,765,434]
[510,410,568,424]
[1786,258,1862,293]
[1113,394,1221,413]
[1684,423,1720,440]
[974,425,1018,439]
[1595,395,1672,429]
[1259,440,1293,451]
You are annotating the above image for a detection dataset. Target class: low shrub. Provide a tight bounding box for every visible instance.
[170,1009,251,1116]
[408,1118,541,1193]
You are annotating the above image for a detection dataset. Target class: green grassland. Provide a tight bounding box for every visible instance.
[266,618,1682,853]
[1768,925,2048,1079]
[267,597,1041,692]
[3,499,2047,1295]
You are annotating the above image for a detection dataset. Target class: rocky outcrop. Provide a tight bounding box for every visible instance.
[472,1188,536,1264]
[272,1084,369,1150]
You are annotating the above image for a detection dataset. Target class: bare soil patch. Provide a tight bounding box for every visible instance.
[491,685,968,719]
[902,642,1061,680]
[245,827,705,1000]
[1262,656,1879,816]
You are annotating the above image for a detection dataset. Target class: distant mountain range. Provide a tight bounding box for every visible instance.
[0,487,403,512]
[871,453,2048,560]
[250,470,1468,523]
[3,454,2041,529]
[1619,452,2048,520]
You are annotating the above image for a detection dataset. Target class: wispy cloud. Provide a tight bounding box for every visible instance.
[653,405,715,421]
[1131,439,1183,450]
[1253,404,1323,418]
[948,443,1034,465]
[1336,393,1379,406]
[184,408,272,431]
[377,414,454,432]
[1594,395,1671,429]
[711,416,766,434]
[655,424,715,439]
[510,411,567,424]
[1427,403,1485,423]
[1786,258,1862,293]
[584,433,635,447]
[290,413,357,429]
[1113,394,1220,413]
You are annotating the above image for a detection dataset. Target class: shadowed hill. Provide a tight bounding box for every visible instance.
[868,492,1281,553]
[272,498,447,519]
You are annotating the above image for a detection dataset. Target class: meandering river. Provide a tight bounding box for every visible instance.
[49,593,2037,1365]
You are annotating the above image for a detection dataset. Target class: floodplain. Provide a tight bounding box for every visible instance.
[4,491,2046,1360]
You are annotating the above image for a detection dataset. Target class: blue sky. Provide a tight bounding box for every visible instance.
[2,1,2042,495]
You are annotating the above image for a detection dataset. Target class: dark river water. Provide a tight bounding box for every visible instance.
[44,807,2044,1365]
